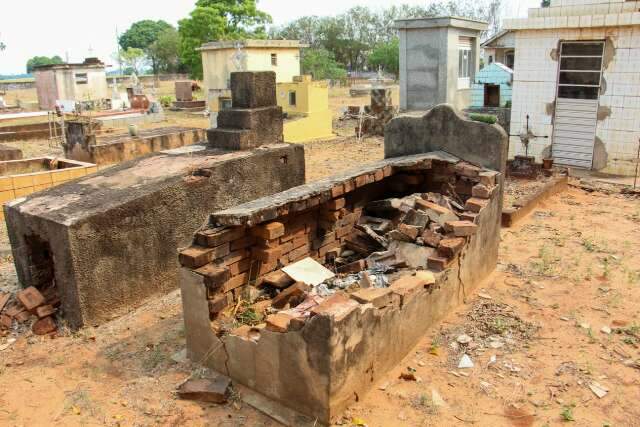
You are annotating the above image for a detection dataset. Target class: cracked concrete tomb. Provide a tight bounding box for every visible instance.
[179,105,508,426]
[4,71,305,328]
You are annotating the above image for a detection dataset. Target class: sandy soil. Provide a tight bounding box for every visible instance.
[1,162,639,427]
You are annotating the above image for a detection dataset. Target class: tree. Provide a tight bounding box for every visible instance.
[301,48,347,81]
[119,20,173,74]
[148,27,182,73]
[368,38,399,77]
[178,0,272,79]
[271,1,504,72]
[120,48,146,75]
[26,55,64,73]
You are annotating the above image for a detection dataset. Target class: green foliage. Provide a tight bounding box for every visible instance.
[119,20,174,74]
[148,27,182,73]
[469,113,497,125]
[159,95,173,108]
[271,1,504,71]
[368,37,399,77]
[178,0,272,79]
[26,55,64,73]
[120,48,146,75]
[301,48,347,81]
[560,405,575,422]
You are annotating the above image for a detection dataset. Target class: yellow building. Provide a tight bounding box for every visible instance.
[199,40,307,112]
[277,76,334,143]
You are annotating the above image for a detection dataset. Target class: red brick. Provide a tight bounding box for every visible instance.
[338,259,367,274]
[427,256,451,272]
[251,247,282,263]
[397,223,421,240]
[228,259,251,276]
[32,316,57,335]
[343,179,356,193]
[195,227,245,247]
[334,225,351,239]
[337,212,359,228]
[460,212,479,223]
[35,304,56,319]
[479,171,498,186]
[288,243,311,261]
[415,199,451,215]
[444,220,478,237]
[272,282,310,309]
[221,273,249,293]
[307,196,321,208]
[355,174,369,188]
[265,313,293,332]
[350,287,397,309]
[196,264,231,287]
[230,235,254,251]
[472,184,494,199]
[422,229,443,248]
[251,222,285,240]
[318,242,341,258]
[256,261,278,276]
[0,293,10,312]
[0,314,12,329]
[279,240,294,254]
[324,198,346,211]
[310,292,358,321]
[437,237,466,258]
[464,197,489,213]
[16,287,45,312]
[374,169,384,181]
[382,165,393,177]
[454,162,481,178]
[224,249,249,265]
[319,209,342,221]
[14,310,31,323]
[262,270,295,289]
[331,184,345,198]
[281,227,306,243]
[256,237,280,249]
[179,244,229,268]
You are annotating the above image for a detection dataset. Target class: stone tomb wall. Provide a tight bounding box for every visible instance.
[179,151,502,425]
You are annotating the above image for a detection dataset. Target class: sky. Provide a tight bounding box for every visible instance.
[0,0,539,75]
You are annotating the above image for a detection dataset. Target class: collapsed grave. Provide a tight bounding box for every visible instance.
[356,88,396,137]
[179,105,507,425]
[4,72,305,328]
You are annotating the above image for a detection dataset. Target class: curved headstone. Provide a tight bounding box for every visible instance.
[384,104,508,172]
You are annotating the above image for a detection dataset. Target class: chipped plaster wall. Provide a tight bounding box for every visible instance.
[509,26,640,175]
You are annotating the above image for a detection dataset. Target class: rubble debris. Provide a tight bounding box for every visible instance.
[458,354,474,369]
[282,258,335,286]
[32,317,57,335]
[16,287,46,312]
[177,376,232,403]
[588,382,609,399]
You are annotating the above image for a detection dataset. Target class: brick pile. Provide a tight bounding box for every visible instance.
[0,285,59,336]
[179,155,500,325]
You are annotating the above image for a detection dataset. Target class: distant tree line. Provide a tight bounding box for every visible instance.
[22,0,502,79]
[270,1,503,80]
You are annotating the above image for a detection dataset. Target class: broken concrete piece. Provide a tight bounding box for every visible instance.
[177,376,232,403]
[16,287,45,312]
[389,241,435,269]
[588,382,608,399]
[458,354,474,369]
[472,184,494,199]
[282,258,335,286]
[396,223,421,241]
[350,287,397,309]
